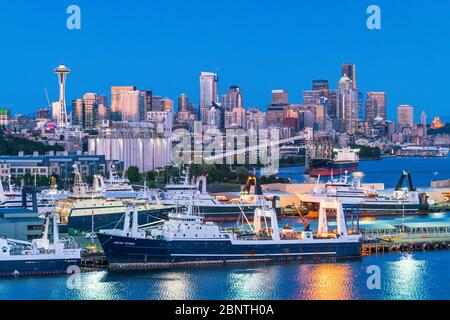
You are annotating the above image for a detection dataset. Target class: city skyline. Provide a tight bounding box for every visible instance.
[0,1,449,122]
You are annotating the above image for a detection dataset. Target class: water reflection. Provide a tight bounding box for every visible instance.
[297,264,356,300]
[385,253,428,300]
[227,267,280,300]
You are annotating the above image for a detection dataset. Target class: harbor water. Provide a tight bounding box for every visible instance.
[1,157,450,300]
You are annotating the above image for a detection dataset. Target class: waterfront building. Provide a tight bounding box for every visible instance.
[336,74,359,134]
[0,152,117,180]
[272,90,289,105]
[200,72,219,124]
[111,86,136,121]
[342,64,357,89]
[365,92,387,123]
[88,123,171,173]
[0,208,44,241]
[0,109,11,127]
[397,105,414,128]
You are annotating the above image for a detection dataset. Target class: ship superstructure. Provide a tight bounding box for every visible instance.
[98,189,362,270]
[0,214,81,277]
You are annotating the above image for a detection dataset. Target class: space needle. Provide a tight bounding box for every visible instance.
[55,64,70,128]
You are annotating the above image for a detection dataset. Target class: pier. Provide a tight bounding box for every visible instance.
[363,238,450,256]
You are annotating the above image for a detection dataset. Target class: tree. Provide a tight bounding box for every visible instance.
[236,166,250,184]
[126,166,141,184]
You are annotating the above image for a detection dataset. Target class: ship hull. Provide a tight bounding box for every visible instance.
[61,207,175,233]
[308,160,359,177]
[0,258,81,277]
[98,233,361,270]
[159,203,282,222]
[301,199,429,215]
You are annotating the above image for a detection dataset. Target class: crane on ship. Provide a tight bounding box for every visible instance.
[293,205,311,232]
[395,171,417,191]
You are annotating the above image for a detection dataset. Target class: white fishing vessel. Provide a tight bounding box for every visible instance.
[93,166,138,199]
[98,192,361,270]
[154,169,281,221]
[0,213,81,277]
[299,172,378,206]
[299,171,429,214]
[52,165,176,232]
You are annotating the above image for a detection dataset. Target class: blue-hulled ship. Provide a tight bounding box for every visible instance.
[98,190,362,270]
[0,214,81,277]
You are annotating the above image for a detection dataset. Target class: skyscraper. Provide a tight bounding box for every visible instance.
[342,64,356,89]
[54,64,70,127]
[111,86,136,121]
[303,90,322,105]
[120,90,146,122]
[365,92,387,123]
[397,105,414,128]
[178,93,189,113]
[271,90,289,105]
[223,86,243,111]
[71,99,84,127]
[200,72,218,124]
[83,93,99,128]
[421,111,427,127]
[337,74,359,134]
[312,80,329,98]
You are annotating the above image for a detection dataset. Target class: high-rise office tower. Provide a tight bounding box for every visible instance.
[303,90,323,105]
[223,86,243,111]
[120,90,146,122]
[421,111,427,127]
[111,86,136,121]
[342,64,357,90]
[161,98,174,112]
[151,95,163,112]
[328,91,337,118]
[397,105,414,128]
[178,93,189,112]
[312,80,329,98]
[72,99,84,127]
[365,92,387,123]
[83,93,99,128]
[200,72,219,123]
[271,90,289,105]
[337,74,359,134]
[97,95,108,107]
[54,64,70,127]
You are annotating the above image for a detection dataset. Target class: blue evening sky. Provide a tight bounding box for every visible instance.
[0,0,449,122]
